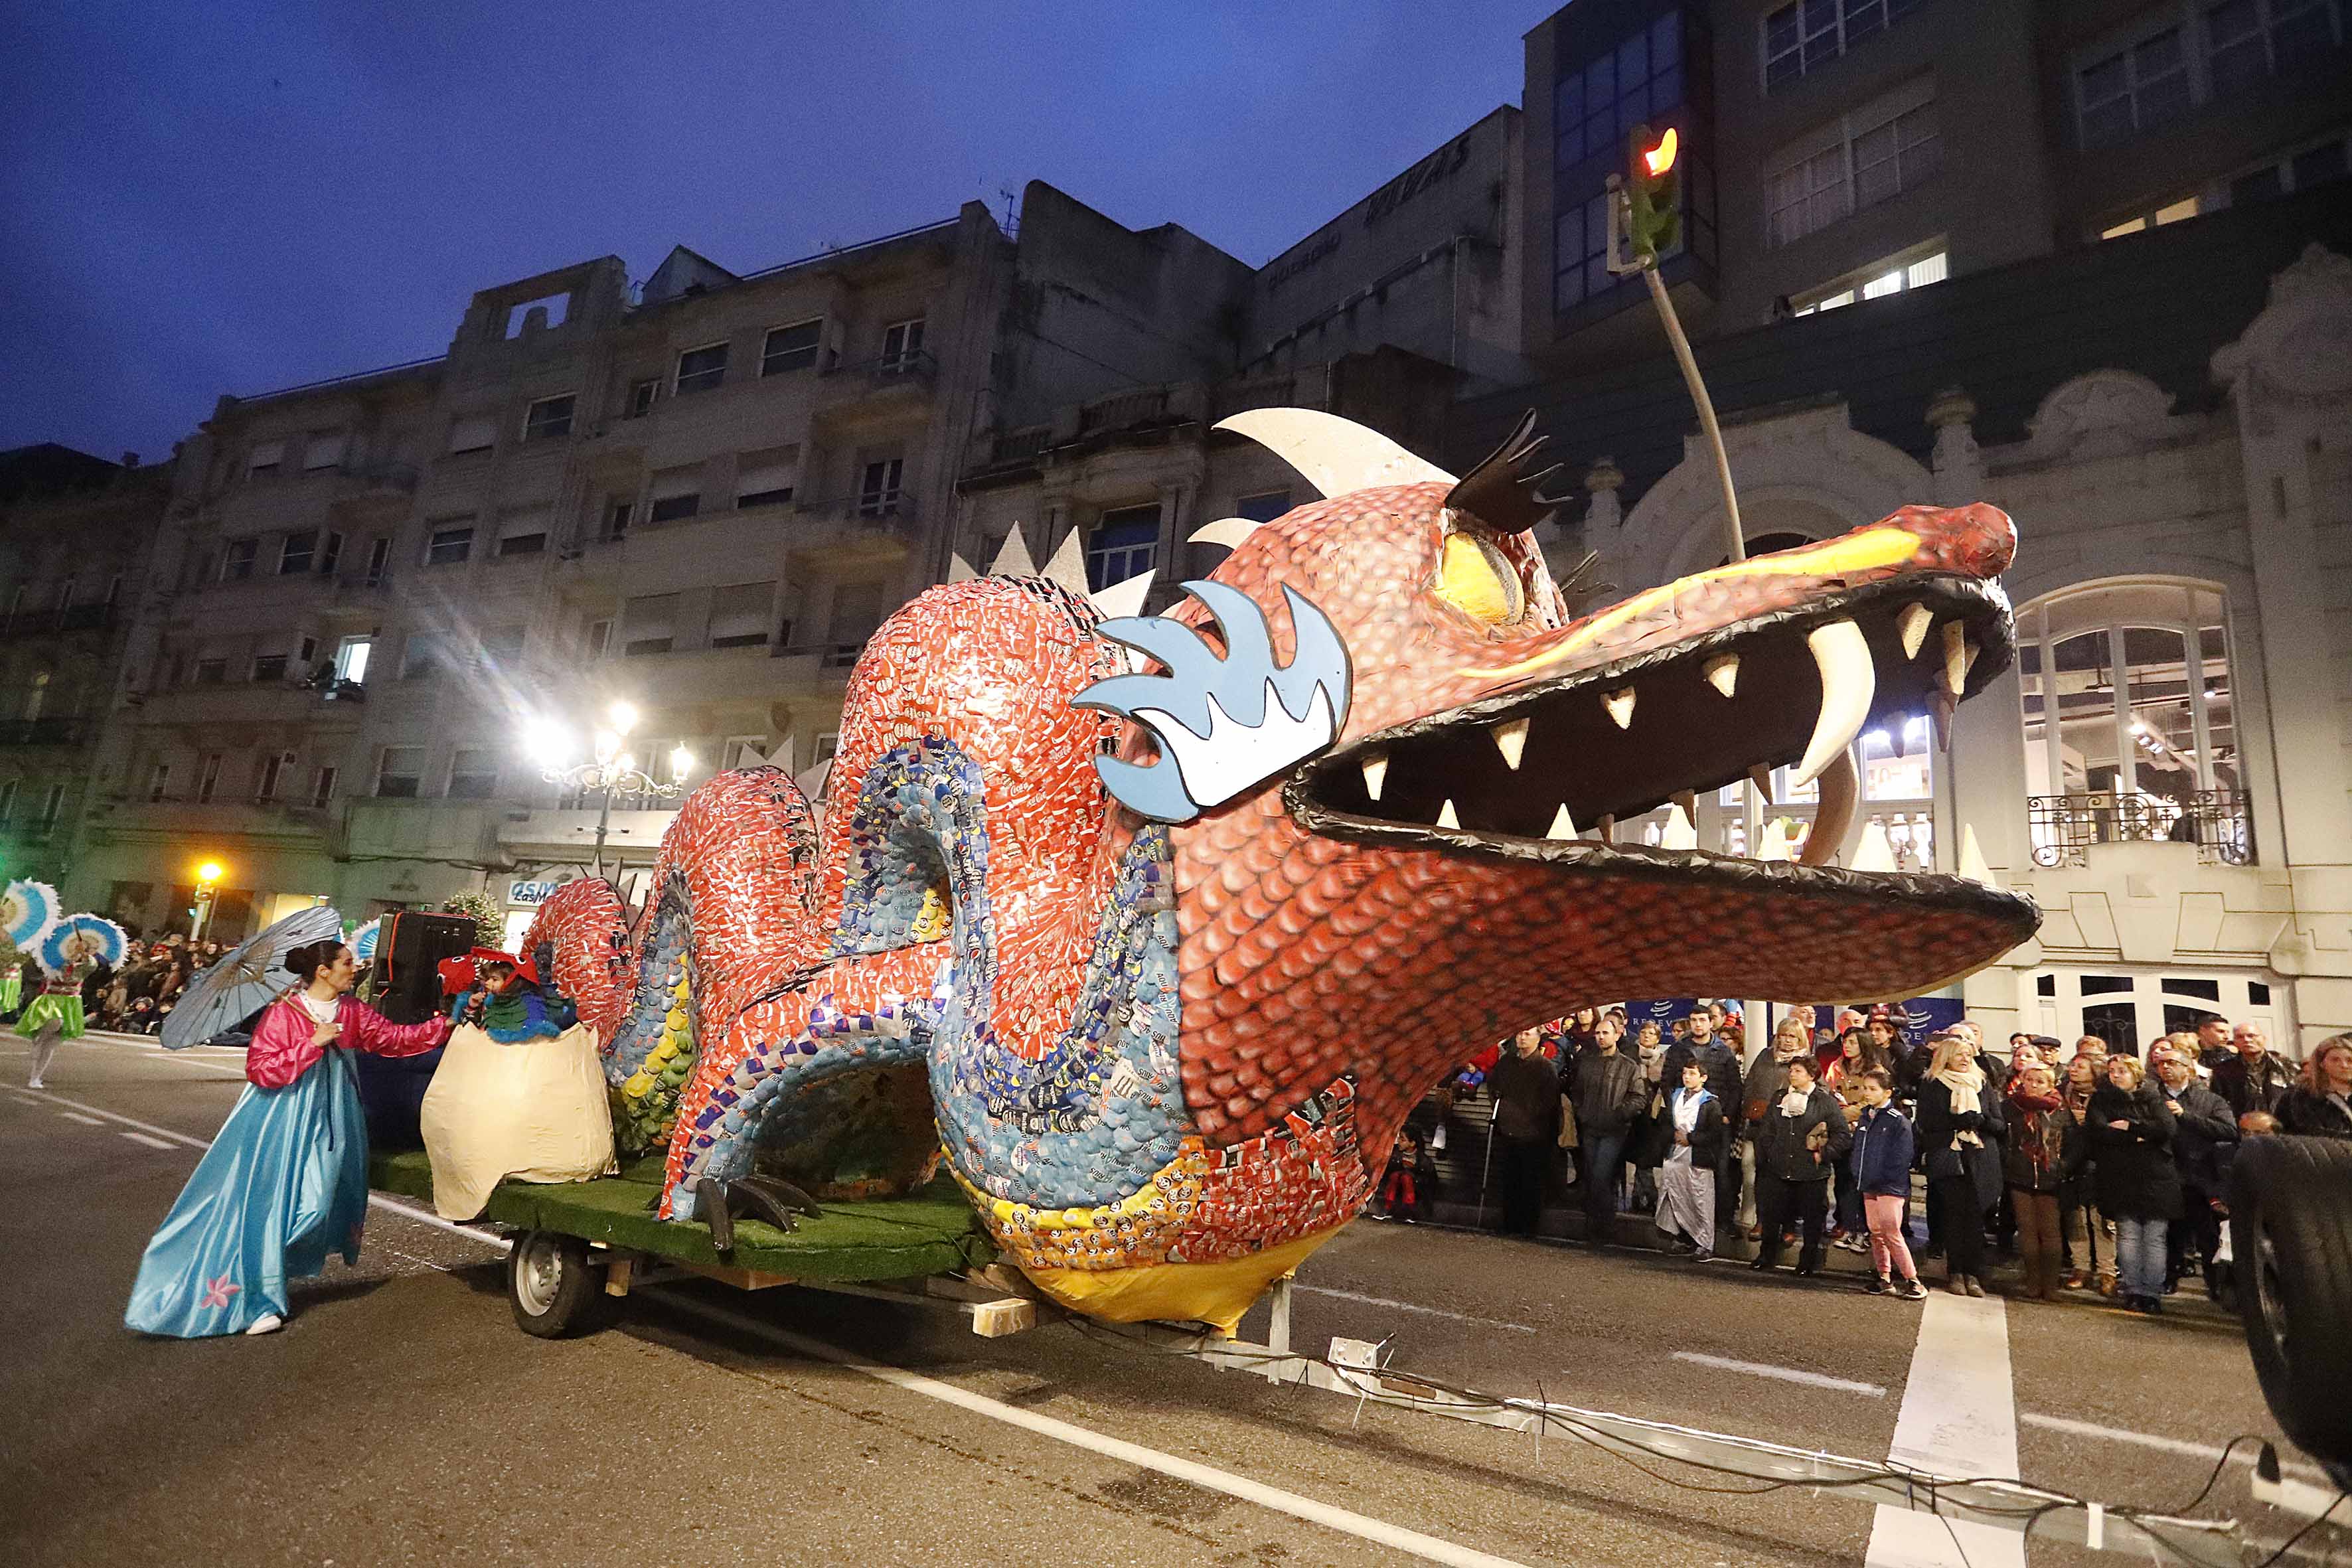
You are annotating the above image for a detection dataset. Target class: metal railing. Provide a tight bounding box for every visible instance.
[335,455,419,491]
[2027,789,2253,868]
[821,347,937,388]
[0,718,83,746]
[1076,386,1171,433]
[796,490,919,524]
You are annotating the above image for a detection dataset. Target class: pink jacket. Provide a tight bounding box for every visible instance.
[246,994,449,1089]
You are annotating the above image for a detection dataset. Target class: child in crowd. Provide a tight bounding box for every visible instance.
[1849,1068,1927,1300]
[1379,1128,1435,1221]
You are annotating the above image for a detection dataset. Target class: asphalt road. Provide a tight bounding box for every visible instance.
[0,1029,2334,1568]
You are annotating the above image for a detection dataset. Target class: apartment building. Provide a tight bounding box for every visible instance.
[76,208,1012,943]
[1518,0,2352,368]
[0,446,171,894]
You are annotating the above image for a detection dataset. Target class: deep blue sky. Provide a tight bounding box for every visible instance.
[2,1,1551,464]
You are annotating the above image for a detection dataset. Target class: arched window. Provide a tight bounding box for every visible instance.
[2017,580,2248,866]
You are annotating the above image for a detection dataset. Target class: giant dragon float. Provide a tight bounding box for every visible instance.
[523,408,2038,1331]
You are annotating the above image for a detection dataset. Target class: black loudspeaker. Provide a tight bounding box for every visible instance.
[372,911,477,1024]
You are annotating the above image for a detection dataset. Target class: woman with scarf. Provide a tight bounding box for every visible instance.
[1824,1026,1885,1251]
[2001,1061,2080,1302]
[2057,1046,2110,1292]
[1915,1031,2005,1296]
[2086,1053,2182,1314]
[124,939,451,1338]
[1653,1059,1726,1260]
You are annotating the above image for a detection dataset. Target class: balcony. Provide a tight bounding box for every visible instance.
[334,455,419,496]
[1076,386,1173,435]
[2027,789,2254,868]
[786,492,917,564]
[328,570,395,605]
[814,349,937,412]
[137,678,364,726]
[0,603,118,640]
[495,805,681,861]
[82,795,336,847]
[0,718,84,747]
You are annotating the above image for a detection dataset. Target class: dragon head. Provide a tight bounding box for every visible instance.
[1158,410,2038,1156]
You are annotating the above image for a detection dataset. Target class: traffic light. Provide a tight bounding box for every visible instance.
[1626,124,1681,264]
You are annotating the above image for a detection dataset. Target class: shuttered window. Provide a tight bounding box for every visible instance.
[446,415,498,455]
[709,582,776,649]
[647,465,702,524]
[621,593,678,656]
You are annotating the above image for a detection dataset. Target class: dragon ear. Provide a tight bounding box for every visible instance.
[1445,409,1571,536]
[1213,408,1452,499]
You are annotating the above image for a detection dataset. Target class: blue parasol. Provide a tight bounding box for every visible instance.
[350,917,382,963]
[37,913,129,975]
[161,903,345,1051]
[3,879,62,948]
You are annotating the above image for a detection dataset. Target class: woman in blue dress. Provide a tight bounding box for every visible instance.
[125,939,449,1338]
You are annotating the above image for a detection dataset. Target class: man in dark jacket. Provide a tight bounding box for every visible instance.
[2211,1023,2295,1119]
[1488,1028,1560,1237]
[2153,1044,2237,1289]
[2191,1013,2234,1072]
[1567,1014,1646,1248]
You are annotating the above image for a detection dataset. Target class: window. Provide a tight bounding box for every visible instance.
[279,529,319,575]
[2073,3,2345,151]
[193,658,228,686]
[1550,12,1715,316]
[1766,81,1938,248]
[1234,489,1293,524]
[735,448,798,510]
[858,458,905,518]
[39,783,63,826]
[0,780,18,823]
[827,583,891,660]
[375,747,424,799]
[319,532,342,577]
[252,653,289,683]
[220,539,258,582]
[722,736,772,769]
[621,593,678,656]
[256,751,293,802]
[762,319,821,376]
[1763,0,1926,91]
[880,317,926,370]
[310,765,338,807]
[303,431,345,471]
[247,441,283,477]
[333,635,372,685]
[2206,0,2342,97]
[708,582,777,649]
[426,524,475,566]
[497,507,550,557]
[446,415,498,457]
[1794,244,1946,313]
[627,376,662,418]
[1086,505,1160,591]
[1554,13,1686,170]
[522,394,574,441]
[146,762,169,803]
[2100,196,2203,239]
[480,626,526,666]
[674,342,728,396]
[447,747,499,799]
[362,536,392,585]
[197,753,224,804]
[584,619,612,658]
[400,633,441,680]
[647,466,702,524]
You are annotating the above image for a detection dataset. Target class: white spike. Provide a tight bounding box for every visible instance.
[946,553,979,583]
[1212,408,1454,499]
[1794,619,1875,788]
[1703,654,1739,698]
[988,526,1036,578]
[1661,803,1699,850]
[1940,619,1978,694]
[1436,798,1460,830]
[1898,601,1933,660]
[1087,570,1155,621]
[1188,516,1265,551]
[1545,803,1579,840]
[1757,817,1793,862]
[1042,528,1091,597]
[1360,752,1388,803]
[1603,688,1636,730]
[1491,716,1529,769]
[1958,823,1999,890]
[1851,820,1899,874]
[1674,789,1697,823]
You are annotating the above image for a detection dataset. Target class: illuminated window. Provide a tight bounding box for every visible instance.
[1794,244,1946,314]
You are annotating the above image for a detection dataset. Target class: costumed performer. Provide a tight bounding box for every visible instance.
[123,939,450,1338]
[446,956,575,1040]
[22,961,89,1090]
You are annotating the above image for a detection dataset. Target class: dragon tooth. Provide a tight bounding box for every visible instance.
[1597,812,1616,841]
[1703,654,1739,698]
[1851,820,1899,873]
[1603,688,1636,730]
[1436,798,1460,830]
[1804,746,1860,868]
[1757,817,1793,862]
[1794,619,1875,787]
[1898,601,1933,660]
[1674,789,1697,822]
[1748,763,1776,803]
[1545,803,1579,840]
[1491,716,1530,770]
[1661,803,1699,850]
[1928,688,1956,750]
[1940,619,1976,694]
[1958,823,2001,890]
[1360,752,1389,803]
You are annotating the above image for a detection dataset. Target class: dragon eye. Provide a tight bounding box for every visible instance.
[1437,530,1524,627]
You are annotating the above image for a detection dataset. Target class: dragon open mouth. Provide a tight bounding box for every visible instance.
[1290,573,2020,900]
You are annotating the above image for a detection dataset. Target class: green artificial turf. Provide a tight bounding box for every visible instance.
[369,1148,994,1281]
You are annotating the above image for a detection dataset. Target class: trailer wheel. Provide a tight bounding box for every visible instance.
[508,1230,614,1338]
[2229,1135,2352,1465]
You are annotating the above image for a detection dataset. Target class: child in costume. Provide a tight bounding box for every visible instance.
[446,956,576,1041]
[124,939,449,1337]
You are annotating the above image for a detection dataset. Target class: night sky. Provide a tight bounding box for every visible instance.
[2,1,1549,464]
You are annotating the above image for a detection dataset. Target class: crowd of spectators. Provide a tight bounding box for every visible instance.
[1385,1000,2352,1316]
[0,928,230,1036]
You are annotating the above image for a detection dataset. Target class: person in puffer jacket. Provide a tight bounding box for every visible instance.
[1849,1067,1925,1299]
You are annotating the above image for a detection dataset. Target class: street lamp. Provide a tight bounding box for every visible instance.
[192,859,226,942]
[530,700,691,882]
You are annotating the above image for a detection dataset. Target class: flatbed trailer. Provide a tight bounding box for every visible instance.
[366,1150,1040,1338]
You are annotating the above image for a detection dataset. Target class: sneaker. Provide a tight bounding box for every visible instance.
[1964,1275,1987,1298]
[1692,1247,1714,1263]
[1865,1273,1891,1295]
[244,1313,284,1336]
[1896,1277,1929,1301]
[23,1077,41,1090]
[1836,1233,1871,1253]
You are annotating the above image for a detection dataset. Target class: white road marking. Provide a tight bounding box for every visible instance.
[662,1293,1536,1568]
[1670,1351,1885,1396]
[1295,1284,1538,1334]
[58,1111,107,1126]
[119,1131,177,1150]
[2019,1411,2330,1478]
[1864,1292,2023,1567]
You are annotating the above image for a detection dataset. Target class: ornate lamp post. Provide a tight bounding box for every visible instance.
[528,701,691,883]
